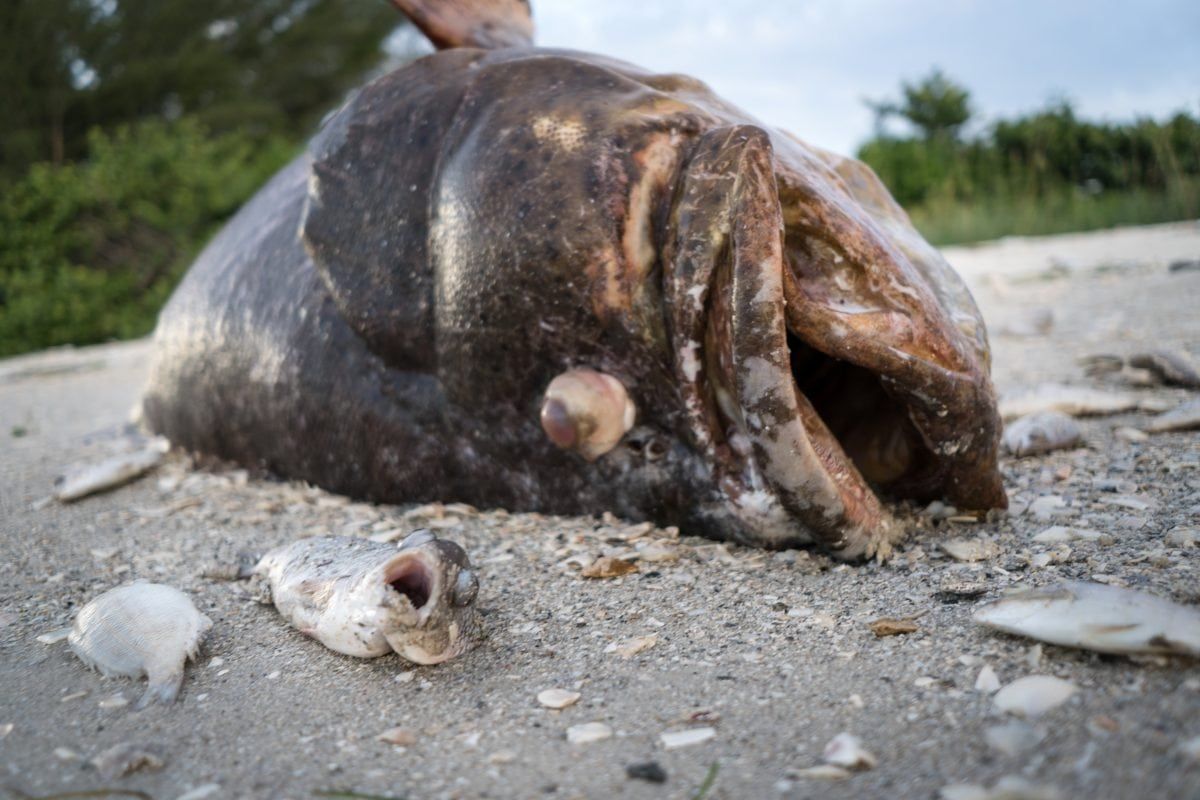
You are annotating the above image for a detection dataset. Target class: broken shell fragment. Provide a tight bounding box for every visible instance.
[89,742,166,780]
[580,556,637,578]
[822,732,877,770]
[537,688,581,709]
[540,368,636,460]
[1002,413,1082,457]
[992,675,1077,718]
[566,722,612,744]
[65,582,212,708]
[868,618,919,637]
[377,727,418,746]
[973,581,1200,657]
[660,727,716,749]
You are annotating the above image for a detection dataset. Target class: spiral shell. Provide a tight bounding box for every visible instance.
[68,582,212,708]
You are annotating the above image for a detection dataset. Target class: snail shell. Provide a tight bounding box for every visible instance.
[68,582,212,708]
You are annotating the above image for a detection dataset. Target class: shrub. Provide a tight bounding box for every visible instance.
[0,117,293,356]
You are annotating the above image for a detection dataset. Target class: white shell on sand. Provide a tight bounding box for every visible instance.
[974,665,1001,694]
[54,438,168,502]
[1145,398,1200,433]
[565,722,612,744]
[537,688,581,709]
[822,732,877,770]
[992,675,1077,718]
[973,581,1200,657]
[660,727,716,749]
[67,582,211,708]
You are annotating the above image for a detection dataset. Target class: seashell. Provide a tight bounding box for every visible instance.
[940,538,999,562]
[1002,413,1082,457]
[89,742,166,780]
[992,675,1077,718]
[973,581,1200,657]
[54,438,169,502]
[974,664,1001,694]
[659,727,716,749]
[822,732,877,770]
[537,688,581,709]
[983,721,1044,757]
[540,368,636,460]
[66,582,212,708]
[565,722,612,744]
[793,765,851,781]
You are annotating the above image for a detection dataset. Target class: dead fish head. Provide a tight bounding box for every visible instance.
[365,530,481,664]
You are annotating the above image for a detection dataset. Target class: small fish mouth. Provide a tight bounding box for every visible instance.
[384,555,436,611]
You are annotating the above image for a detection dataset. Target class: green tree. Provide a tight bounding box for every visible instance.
[0,0,403,178]
[869,67,973,142]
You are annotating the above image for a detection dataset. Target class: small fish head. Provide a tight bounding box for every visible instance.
[363,530,481,665]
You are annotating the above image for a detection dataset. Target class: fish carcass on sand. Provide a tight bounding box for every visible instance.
[255,530,481,664]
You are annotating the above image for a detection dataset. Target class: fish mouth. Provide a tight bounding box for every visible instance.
[665,128,1004,559]
[384,553,436,612]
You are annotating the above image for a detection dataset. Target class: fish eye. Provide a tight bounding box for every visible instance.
[399,529,436,549]
[453,570,479,607]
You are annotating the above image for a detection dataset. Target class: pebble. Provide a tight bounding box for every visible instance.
[1114,426,1148,443]
[637,540,680,563]
[993,675,1078,718]
[566,722,612,745]
[1032,526,1102,543]
[626,761,668,783]
[941,538,1000,562]
[54,747,80,761]
[974,665,1001,694]
[606,634,657,658]
[537,689,581,710]
[660,727,716,749]
[822,732,876,770]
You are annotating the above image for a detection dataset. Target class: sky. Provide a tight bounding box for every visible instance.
[522,0,1200,155]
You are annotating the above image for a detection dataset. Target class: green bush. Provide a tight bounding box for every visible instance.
[0,117,293,357]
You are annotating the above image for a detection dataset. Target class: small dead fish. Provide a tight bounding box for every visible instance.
[1002,412,1082,457]
[255,530,480,664]
[61,582,212,707]
[55,438,169,501]
[973,581,1200,657]
[1129,350,1200,388]
[998,385,1142,421]
[1144,398,1200,433]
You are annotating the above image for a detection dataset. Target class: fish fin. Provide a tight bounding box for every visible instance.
[389,0,533,49]
[137,669,183,708]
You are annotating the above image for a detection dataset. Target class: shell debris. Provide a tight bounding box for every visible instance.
[660,727,716,749]
[868,618,920,637]
[90,742,166,781]
[537,688,581,709]
[605,634,657,658]
[1144,398,1200,433]
[822,732,877,770]
[974,665,1001,694]
[566,722,612,745]
[581,556,638,578]
[377,727,418,746]
[992,675,1078,718]
[941,538,1000,562]
[54,437,169,502]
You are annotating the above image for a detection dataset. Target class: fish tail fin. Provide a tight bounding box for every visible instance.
[137,669,183,708]
[389,0,533,50]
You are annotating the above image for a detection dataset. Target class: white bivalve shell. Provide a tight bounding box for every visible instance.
[68,582,212,708]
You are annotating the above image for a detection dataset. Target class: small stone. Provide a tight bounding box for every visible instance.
[937,579,988,602]
[377,727,418,746]
[395,671,416,683]
[822,732,876,770]
[207,657,224,668]
[660,727,716,749]
[54,747,81,761]
[626,761,668,783]
[637,540,680,563]
[537,689,581,710]
[975,665,1001,694]
[941,538,1000,562]
[993,675,1077,718]
[566,722,612,744]
[266,670,281,680]
[868,618,919,637]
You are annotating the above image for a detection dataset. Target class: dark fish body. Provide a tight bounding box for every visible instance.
[142,3,1005,559]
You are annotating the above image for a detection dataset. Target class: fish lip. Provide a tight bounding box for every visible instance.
[380,549,441,625]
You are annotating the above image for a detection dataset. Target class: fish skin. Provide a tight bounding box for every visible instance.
[255,532,481,664]
[1002,412,1082,457]
[973,581,1200,657]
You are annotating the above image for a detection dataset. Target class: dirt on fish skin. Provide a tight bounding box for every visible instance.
[2,223,1200,799]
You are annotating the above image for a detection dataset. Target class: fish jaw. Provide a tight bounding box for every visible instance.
[664,125,1005,559]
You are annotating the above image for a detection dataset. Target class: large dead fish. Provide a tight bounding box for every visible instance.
[140,0,1006,560]
[973,581,1200,657]
[254,530,481,664]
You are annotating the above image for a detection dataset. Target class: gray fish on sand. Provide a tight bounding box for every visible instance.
[255,530,481,664]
